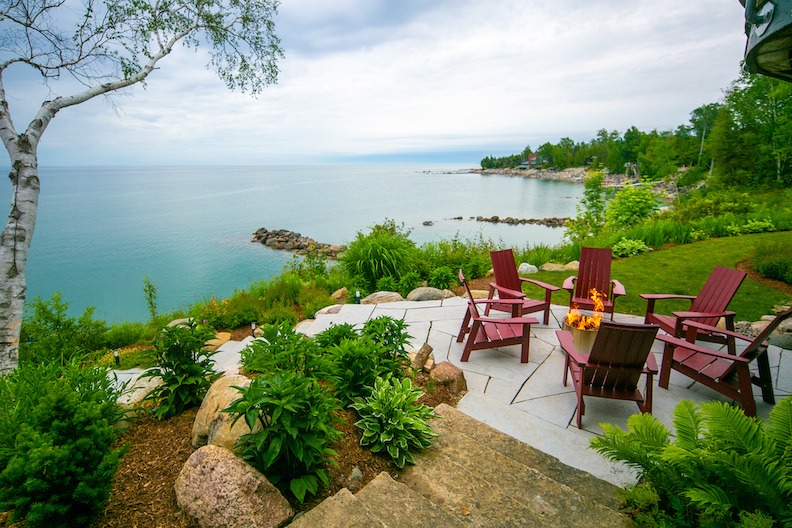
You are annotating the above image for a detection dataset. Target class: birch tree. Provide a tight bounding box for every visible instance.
[0,0,283,371]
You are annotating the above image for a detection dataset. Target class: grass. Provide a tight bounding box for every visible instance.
[522,231,792,322]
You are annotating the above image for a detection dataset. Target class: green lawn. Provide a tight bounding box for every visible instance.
[522,231,792,322]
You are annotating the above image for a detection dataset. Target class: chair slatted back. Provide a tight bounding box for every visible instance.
[459,269,481,320]
[689,265,746,328]
[575,247,613,299]
[584,321,659,390]
[490,249,522,299]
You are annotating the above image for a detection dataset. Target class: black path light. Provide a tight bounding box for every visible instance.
[741,0,792,81]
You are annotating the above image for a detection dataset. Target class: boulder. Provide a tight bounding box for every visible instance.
[564,260,579,271]
[361,291,404,304]
[539,263,567,272]
[430,361,467,396]
[331,287,348,300]
[191,374,253,449]
[175,445,293,528]
[406,287,456,301]
[518,263,538,275]
[315,304,343,315]
[468,289,490,299]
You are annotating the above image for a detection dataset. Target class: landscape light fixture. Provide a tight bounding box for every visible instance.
[741,0,792,81]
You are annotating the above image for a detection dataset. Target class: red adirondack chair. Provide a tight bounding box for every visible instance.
[562,247,625,320]
[486,249,560,325]
[556,320,659,428]
[656,306,791,417]
[641,265,746,344]
[457,269,539,363]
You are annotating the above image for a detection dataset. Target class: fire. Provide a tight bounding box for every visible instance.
[565,289,606,330]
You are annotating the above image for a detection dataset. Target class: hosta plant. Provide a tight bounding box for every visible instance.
[590,397,792,527]
[225,371,342,503]
[350,376,438,469]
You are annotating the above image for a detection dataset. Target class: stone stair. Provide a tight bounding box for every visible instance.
[288,404,627,527]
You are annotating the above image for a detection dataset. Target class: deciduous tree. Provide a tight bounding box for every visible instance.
[0,0,283,371]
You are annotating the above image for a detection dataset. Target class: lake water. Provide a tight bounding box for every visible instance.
[0,165,582,322]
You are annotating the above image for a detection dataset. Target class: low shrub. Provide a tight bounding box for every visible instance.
[350,376,438,468]
[397,271,422,296]
[0,361,126,528]
[19,293,108,365]
[752,242,792,285]
[428,266,456,289]
[323,338,387,404]
[241,322,320,376]
[360,316,411,379]
[590,397,792,526]
[612,238,649,258]
[94,345,154,370]
[103,321,152,350]
[258,306,299,327]
[225,372,341,503]
[340,220,418,291]
[375,275,399,292]
[313,323,359,349]
[141,321,219,419]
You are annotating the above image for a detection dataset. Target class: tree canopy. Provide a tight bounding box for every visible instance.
[481,70,792,189]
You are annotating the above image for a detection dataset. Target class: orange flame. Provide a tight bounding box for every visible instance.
[565,289,607,330]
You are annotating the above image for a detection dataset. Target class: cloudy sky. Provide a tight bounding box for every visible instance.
[3,0,748,166]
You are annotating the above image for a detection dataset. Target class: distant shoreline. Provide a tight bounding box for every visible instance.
[470,167,587,183]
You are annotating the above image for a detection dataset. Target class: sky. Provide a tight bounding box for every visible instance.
[2,0,749,166]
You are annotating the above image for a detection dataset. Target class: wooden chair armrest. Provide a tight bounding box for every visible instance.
[681,319,752,343]
[473,297,525,307]
[488,283,526,299]
[672,310,736,320]
[611,279,626,298]
[555,330,589,365]
[655,334,751,363]
[640,293,697,301]
[520,278,560,292]
[480,315,539,325]
[562,275,576,292]
[644,352,658,373]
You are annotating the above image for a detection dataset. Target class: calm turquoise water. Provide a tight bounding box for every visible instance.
[1,165,582,322]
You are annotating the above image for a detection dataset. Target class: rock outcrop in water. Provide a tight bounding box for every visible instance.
[251,228,345,259]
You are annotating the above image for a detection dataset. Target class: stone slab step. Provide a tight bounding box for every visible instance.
[397,404,627,527]
[433,403,622,509]
[288,472,464,528]
[288,487,384,528]
[355,472,466,527]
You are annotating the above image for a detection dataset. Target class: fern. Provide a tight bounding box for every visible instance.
[590,397,792,526]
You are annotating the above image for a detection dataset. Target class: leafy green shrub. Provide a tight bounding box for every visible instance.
[323,338,387,404]
[415,234,495,279]
[375,275,399,292]
[0,361,126,528]
[340,220,417,291]
[261,273,304,309]
[259,306,299,327]
[590,397,792,527]
[360,316,411,379]
[350,376,438,469]
[19,293,108,365]
[141,321,219,419]
[103,321,152,349]
[241,322,319,376]
[611,238,650,258]
[428,266,456,289]
[191,291,264,330]
[314,323,359,349]
[752,242,792,285]
[606,185,659,230]
[397,271,422,296]
[225,372,341,503]
[297,285,336,319]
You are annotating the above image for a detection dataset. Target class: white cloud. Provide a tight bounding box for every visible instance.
[2,0,748,166]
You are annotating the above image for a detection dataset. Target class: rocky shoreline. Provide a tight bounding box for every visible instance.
[251,228,345,259]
